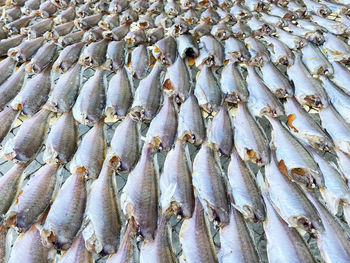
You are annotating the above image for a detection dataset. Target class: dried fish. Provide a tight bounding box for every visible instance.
[25,41,57,73]
[53,42,85,73]
[218,206,260,263]
[4,16,33,35]
[121,145,158,240]
[196,35,224,68]
[194,65,221,112]
[98,14,119,30]
[275,28,308,50]
[70,121,105,180]
[284,96,334,151]
[304,0,331,17]
[106,67,133,119]
[228,149,265,222]
[58,31,84,47]
[177,94,206,146]
[79,39,108,68]
[83,158,122,255]
[192,143,229,226]
[176,34,199,59]
[0,164,26,216]
[147,26,165,44]
[329,60,350,95]
[103,24,130,41]
[75,13,102,31]
[11,63,51,116]
[0,107,18,144]
[72,70,106,124]
[58,235,93,263]
[130,62,164,122]
[262,35,294,66]
[287,52,328,109]
[146,96,177,151]
[322,33,350,63]
[310,14,350,35]
[301,43,333,76]
[244,37,269,66]
[245,65,284,117]
[8,226,53,263]
[224,37,250,63]
[45,21,75,40]
[21,18,54,39]
[153,36,177,66]
[47,63,82,112]
[4,109,50,163]
[179,199,218,263]
[41,172,86,250]
[268,116,324,188]
[8,36,45,62]
[129,44,149,80]
[6,164,59,232]
[233,102,269,166]
[38,0,57,18]
[54,6,75,23]
[336,148,350,184]
[169,17,190,37]
[125,30,147,46]
[119,8,138,25]
[319,105,350,155]
[43,111,78,164]
[0,57,16,86]
[104,41,126,71]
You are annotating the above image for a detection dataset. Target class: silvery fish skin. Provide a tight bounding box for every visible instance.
[4,109,50,163]
[41,172,86,250]
[0,57,16,85]
[329,60,350,95]
[335,148,350,184]
[70,121,105,180]
[0,33,21,56]
[246,14,267,34]
[245,65,284,117]
[269,3,296,20]
[169,17,190,37]
[284,97,334,151]
[218,206,260,263]
[164,0,180,17]
[98,14,119,30]
[54,6,75,24]
[230,2,252,20]
[83,159,122,255]
[320,0,350,15]
[43,111,78,164]
[106,222,139,263]
[147,26,165,44]
[258,175,317,263]
[195,35,224,68]
[261,60,293,98]
[22,0,40,14]
[129,44,149,80]
[130,0,148,14]
[109,116,140,173]
[8,36,44,62]
[159,139,194,219]
[75,13,103,31]
[231,21,252,40]
[46,21,75,40]
[76,2,93,18]
[118,8,137,25]
[163,55,191,103]
[309,148,350,215]
[322,33,350,63]
[319,105,350,155]
[210,22,231,41]
[301,44,333,76]
[130,62,164,122]
[52,42,85,73]
[228,149,265,222]
[79,39,109,68]
[260,12,289,27]
[0,164,26,216]
[38,0,57,18]
[121,145,158,240]
[233,102,269,166]
[82,27,104,43]
[262,35,294,66]
[103,24,130,41]
[304,0,331,17]
[179,199,218,263]
[7,163,59,233]
[58,234,93,263]
[104,41,126,71]
[220,62,248,104]
[0,107,18,144]
[310,14,350,35]
[72,70,106,124]
[109,0,128,14]
[153,36,177,66]
[4,16,33,35]
[11,63,51,116]
[140,214,177,263]
[2,6,21,22]
[146,96,178,152]
[47,63,82,113]
[275,28,308,50]
[265,153,323,233]
[268,116,324,188]
[244,37,270,66]
[0,63,25,111]
[8,226,52,263]
[177,95,206,146]
[306,192,350,262]
[296,19,327,33]
[200,8,220,24]
[192,143,230,226]
[319,76,350,124]
[208,104,233,157]
[182,9,199,26]
[21,18,54,39]
[106,67,133,119]
[58,31,84,47]
[287,52,328,109]
[25,41,57,73]
[191,22,211,40]
[194,65,222,112]
[224,37,250,62]
[286,23,325,46]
